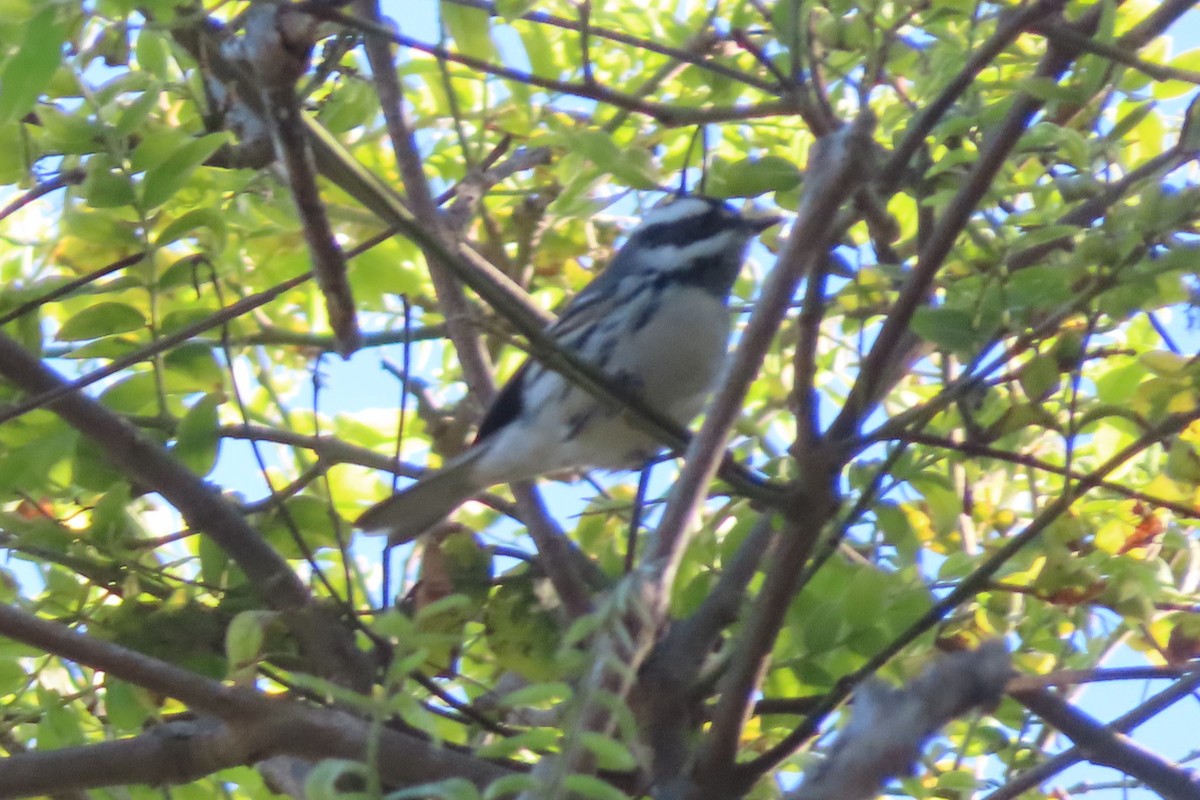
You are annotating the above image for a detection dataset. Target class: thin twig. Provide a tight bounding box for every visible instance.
[311,7,802,128]
[0,169,85,224]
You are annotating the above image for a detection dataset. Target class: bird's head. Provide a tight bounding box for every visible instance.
[617,196,780,295]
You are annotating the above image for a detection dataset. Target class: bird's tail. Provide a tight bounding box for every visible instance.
[355,450,485,544]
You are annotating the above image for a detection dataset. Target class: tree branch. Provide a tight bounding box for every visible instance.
[442,0,781,93]
[829,5,1102,443]
[646,112,875,588]
[355,0,495,403]
[898,431,1200,520]
[671,120,876,791]
[743,407,1200,780]
[311,7,803,127]
[638,515,778,785]
[787,642,1011,800]
[984,670,1200,800]
[0,604,513,798]
[1012,688,1200,800]
[0,334,370,685]
[879,0,1068,191]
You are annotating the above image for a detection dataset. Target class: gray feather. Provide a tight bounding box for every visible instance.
[355,450,484,544]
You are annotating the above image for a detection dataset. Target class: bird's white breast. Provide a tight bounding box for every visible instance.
[612,286,731,421]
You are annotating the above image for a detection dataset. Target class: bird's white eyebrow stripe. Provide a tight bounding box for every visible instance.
[638,197,720,227]
[636,230,744,269]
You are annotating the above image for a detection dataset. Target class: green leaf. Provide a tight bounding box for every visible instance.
[155,207,228,250]
[1165,439,1200,483]
[562,775,628,800]
[1140,350,1190,377]
[562,130,659,189]
[114,89,162,138]
[909,306,977,352]
[135,26,168,76]
[0,657,26,696]
[163,343,225,391]
[1006,265,1074,310]
[1013,224,1079,250]
[224,610,280,681]
[708,155,802,197]
[1154,48,1200,101]
[0,8,65,123]
[441,1,497,62]
[1019,353,1059,401]
[494,0,536,20]
[304,759,373,800]
[386,778,480,800]
[171,393,221,476]
[496,681,572,709]
[140,132,228,210]
[579,732,638,771]
[57,302,146,341]
[105,679,155,731]
[474,727,559,760]
[482,776,540,800]
[82,162,136,209]
[35,691,85,748]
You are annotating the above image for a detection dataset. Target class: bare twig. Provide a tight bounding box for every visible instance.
[898,431,1200,520]
[1006,665,1200,692]
[0,272,312,427]
[441,0,780,93]
[0,169,84,224]
[1034,20,1200,84]
[311,7,802,127]
[0,251,152,328]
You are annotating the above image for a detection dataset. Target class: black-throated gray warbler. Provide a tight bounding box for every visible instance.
[356,196,778,542]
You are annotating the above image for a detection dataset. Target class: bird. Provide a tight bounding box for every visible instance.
[356,195,779,543]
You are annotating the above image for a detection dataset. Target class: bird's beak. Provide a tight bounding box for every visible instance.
[745,213,783,234]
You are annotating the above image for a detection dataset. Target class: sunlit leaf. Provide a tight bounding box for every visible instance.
[57,302,146,341]
[140,132,228,210]
[0,8,64,123]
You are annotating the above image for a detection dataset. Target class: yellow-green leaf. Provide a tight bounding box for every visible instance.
[57,302,146,341]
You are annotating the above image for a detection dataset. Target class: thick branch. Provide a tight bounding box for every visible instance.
[984,670,1200,800]
[787,643,1011,800]
[1013,688,1200,800]
[638,515,778,785]
[0,604,513,798]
